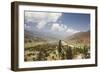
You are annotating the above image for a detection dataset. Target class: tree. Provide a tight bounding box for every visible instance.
[66,46,73,59]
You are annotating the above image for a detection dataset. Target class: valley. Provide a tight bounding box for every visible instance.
[24,30,90,61]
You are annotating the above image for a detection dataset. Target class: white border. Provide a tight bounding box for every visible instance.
[18,5,96,68]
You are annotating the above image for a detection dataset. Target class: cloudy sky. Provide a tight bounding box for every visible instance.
[24,11,90,39]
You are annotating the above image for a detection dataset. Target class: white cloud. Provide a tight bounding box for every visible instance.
[25,12,62,29]
[66,28,79,34]
[51,23,67,32]
[51,23,79,34]
[24,24,31,29]
[25,11,79,37]
[36,20,46,29]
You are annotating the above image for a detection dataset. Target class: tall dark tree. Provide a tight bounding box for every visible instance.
[66,46,73,59]
[58,40,62,59]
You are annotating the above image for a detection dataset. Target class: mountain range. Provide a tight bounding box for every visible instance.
[65,30,90,46]
[24,29,90,46]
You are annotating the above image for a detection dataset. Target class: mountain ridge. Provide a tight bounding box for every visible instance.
[65,30,90,46]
